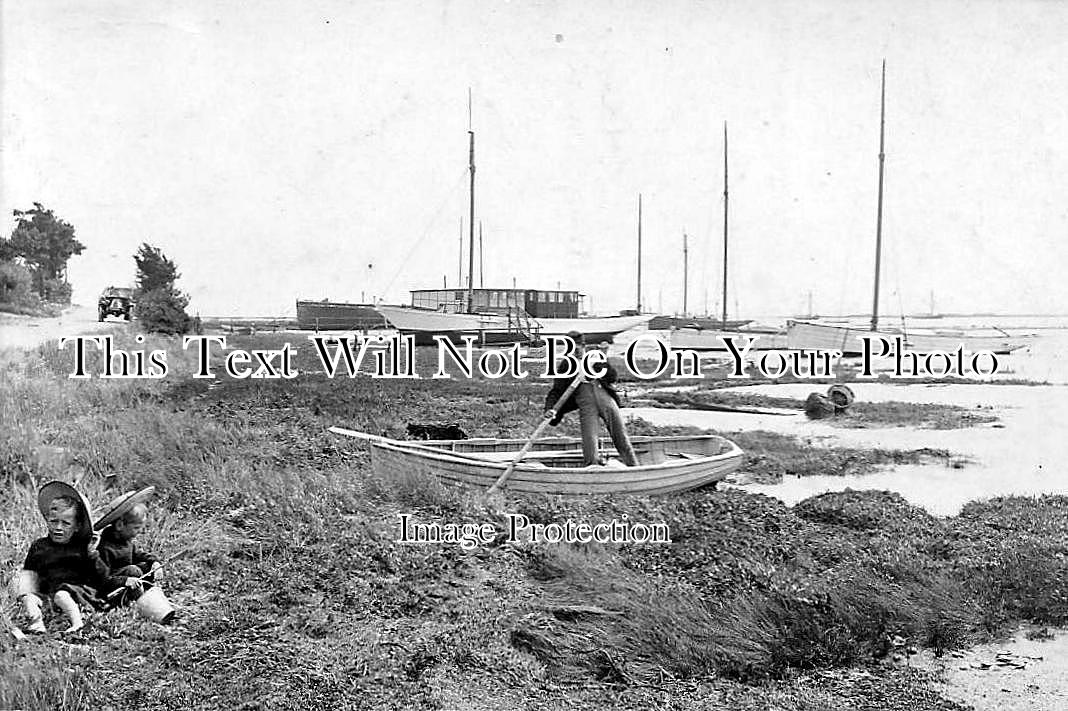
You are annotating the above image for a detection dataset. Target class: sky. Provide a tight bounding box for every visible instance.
[2,0,1066,318]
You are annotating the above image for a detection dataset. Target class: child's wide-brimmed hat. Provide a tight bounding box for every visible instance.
[94,486,156,531]
[37,480,94,540]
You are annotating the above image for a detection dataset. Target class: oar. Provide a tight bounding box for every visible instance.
[486,372,586,496]
[328,427,402,445]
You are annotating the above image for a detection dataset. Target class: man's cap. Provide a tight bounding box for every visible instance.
[38,481,94,541]
[94,486,156,531]
[565,330,585,344]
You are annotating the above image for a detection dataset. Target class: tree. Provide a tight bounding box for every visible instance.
[134,243,181,294]
[0,203,85,302]
[134,243,191,334]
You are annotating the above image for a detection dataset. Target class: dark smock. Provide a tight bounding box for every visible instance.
[97,527,158,577]
[23,536,118,598]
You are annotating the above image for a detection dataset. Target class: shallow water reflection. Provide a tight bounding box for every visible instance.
[624,380,1068,517]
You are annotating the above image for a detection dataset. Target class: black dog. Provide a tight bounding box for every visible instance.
[406,422,468,440]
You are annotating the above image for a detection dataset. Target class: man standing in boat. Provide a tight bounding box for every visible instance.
[543,331,639,467]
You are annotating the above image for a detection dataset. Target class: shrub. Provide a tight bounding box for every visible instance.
[136,286,192,334]
[0,260,35,305]
[40,276,72,304]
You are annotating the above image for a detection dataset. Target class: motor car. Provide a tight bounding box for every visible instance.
[98,286,135,321]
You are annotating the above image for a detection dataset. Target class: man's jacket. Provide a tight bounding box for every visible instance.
[543,360,622,426]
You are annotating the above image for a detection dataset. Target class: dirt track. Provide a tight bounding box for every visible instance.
[0,305,125,351]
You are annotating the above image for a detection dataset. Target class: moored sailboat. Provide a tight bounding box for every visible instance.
[786,61,1030,356]
[785,318,1027,356]
[669,122,787,352]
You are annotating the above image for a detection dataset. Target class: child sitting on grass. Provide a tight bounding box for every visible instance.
[94,486,176,624]
[17,481,133,634]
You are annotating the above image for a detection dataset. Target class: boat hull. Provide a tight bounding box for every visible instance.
[375,304,532,345]
[335,430,744,495]
[648,316,752,330]
[670,328,788,352]
[296,300,386,330]
[535,315,654,343]
[377,306,652,346]
[786,320,1029,356]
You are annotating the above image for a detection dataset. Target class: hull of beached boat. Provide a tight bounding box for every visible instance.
[375,304,533,345]
[296,300,387,330]
[670,327,788,352]
[647,315,753,330]
[332,429,743,495]
[536,314,654,343]
[786,320,1029,356]
[377,307,652,346]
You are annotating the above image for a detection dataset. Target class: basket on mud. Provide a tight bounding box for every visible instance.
[804,392,837,419]
[826,384,855,412]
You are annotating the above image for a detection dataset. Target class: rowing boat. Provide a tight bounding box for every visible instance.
[330,427,744,495]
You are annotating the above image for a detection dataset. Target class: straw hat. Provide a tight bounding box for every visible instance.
[37,481,93,541]
[94,486,156,531]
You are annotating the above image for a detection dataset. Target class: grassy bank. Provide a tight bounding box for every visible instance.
[1,331,1063,709]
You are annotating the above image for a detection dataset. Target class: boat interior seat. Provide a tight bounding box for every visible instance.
[635,441,668,466]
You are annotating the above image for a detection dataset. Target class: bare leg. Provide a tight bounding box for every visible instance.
[575,383,602,466]
[53,590,84,633]
[21,594,46,633]
[595,386,639,466]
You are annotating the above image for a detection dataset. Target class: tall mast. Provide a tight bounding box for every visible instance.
[457,217,463,288]
[722,121,729,328]
[636,193,643,313]
[467,90,476,313]
[682,231,689,316]
[871,60,887,332]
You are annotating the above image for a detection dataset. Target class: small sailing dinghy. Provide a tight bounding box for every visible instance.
[329,427,744,495]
